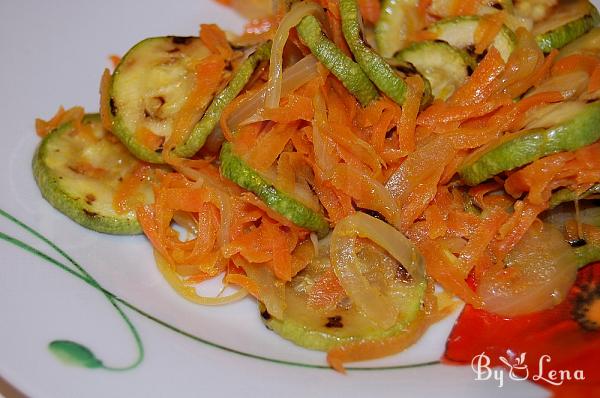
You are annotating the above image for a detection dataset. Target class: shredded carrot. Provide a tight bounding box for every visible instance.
[113,164,153,214]
[224,273,260,298]
[261,94,314,122]
[474,12,506,55]
[307,268,346,308]
[358,0,381,24]
[135,127,164,152]
[448,48,505,106]
[99,69,113,132]
[417,0,433,17]
[397,75,425,155]
[109,55,121,69]
[451,0,480,16]
[244,122,295,171]
[163,54,225,161]
[589,65,600,92]
[35,106,85,137]
[458,206,509,278]
[491,200,546,262]
[200,24,234,59]
[551,54,600,77]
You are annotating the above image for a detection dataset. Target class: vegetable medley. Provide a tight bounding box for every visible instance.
[33,0,600,394]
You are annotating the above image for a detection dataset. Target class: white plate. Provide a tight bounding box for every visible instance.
[0,1,589,396]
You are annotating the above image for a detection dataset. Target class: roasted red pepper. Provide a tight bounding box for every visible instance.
[444,262,600,397]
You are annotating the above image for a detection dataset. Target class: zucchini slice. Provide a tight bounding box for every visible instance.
[219,142,330,237]
[261,230,426,350]
[427,16,517,61]
[33,115,150,234]
[110,36,214,163]
[297,15,378,106]
[549,183,600,208]
[395,41,476,100]
[339,0,409,104]
[459,101,600,185]
[374,0,420,58]
[557,26,600,58]
[533,0,599,52]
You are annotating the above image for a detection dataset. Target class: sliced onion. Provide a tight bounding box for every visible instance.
[330,212,425,329]
[477,223,578,317]
[526,71,589,100]
[233,255,286,319]
[312,92,339,179]
[264,1,324,109]
[154,251,248,305]
[523,101,586,130]
[227,54,320,129]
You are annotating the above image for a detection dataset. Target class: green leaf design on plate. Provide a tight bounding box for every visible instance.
[48,340,103,369]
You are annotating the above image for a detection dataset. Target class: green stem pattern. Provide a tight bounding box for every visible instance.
[0,208,440,371]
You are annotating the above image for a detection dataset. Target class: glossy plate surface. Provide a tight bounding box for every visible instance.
[3,1,593,396]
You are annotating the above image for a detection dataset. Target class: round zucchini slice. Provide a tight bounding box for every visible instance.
[33,114,150,234]
[261,226,426,351]
[374,0,420,58]
[219,142,330,237]
[297,15,378,106]
[427,16,516,61]
[459,101,600,185]
[109,36,217,163]
[395,40,476,100]
[533,0,599,53]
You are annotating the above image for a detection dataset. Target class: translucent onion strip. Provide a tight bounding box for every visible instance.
[330,212,426,329]
[264,1,324,109]
[154,250,248,305]
[227,54,320,129]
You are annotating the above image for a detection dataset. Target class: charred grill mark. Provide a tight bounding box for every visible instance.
[325,315,343,328]
[570,238,587,248]
[109,97,117,117]
[492,2,504,10]
[167,47,181,54]
[68,165,82,175]
[171,36,193,45]
[261,309,272,320]
[396,265,414,282]
[83,209,98,218]
[395,62,418,76]
[85,193,96,206]
[573,283,600,331]
[385,127,396,139]
[144,96,166,120]
[356,207,386,222]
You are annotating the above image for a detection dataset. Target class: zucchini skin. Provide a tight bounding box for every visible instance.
[535,5,600,52]
[32,115,143,235]
[261,299,423,351]
[459,101,600,186]
[219,142,330,237]
[297,15,378,106]
[339,0,409,105]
